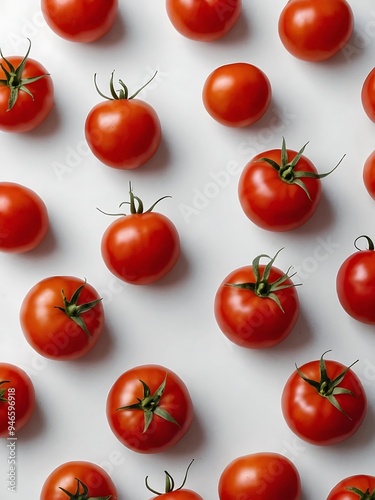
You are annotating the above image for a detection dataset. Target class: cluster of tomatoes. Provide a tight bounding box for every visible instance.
[1,0,375,498]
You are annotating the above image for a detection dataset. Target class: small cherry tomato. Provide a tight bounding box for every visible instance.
[326,474,375,500]
[166,0,242,42]
[0,182,49,253]
[362,67,375,123]
[0,39,54,133]
[0,363,35,438]
[202,62,271,127]
[146,460,203,499]
[363,150,375,200]
[278,0,354,62]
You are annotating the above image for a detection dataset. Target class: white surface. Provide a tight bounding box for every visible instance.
[1,1,375,498]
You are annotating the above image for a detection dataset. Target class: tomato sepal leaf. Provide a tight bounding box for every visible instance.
[145,460,194,495]
[59,477,113,500]
[0,380,10,402]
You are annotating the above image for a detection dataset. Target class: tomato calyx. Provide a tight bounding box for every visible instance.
[0,38,49,111]
[145,459,194,495]
[116,374,180,433]
[225,248,300,312]
[0,380,10,402]
[93,70,157,101]
[346,486,375,499]
[258,137,345,199]
[354,235,375,251]
[54,281,102,338]
[59,477,113,500]
[295,350,359,418]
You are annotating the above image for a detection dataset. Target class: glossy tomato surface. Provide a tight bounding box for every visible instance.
[0,182,49,253]
[363,150,375,200]
[150,491,203,499]
[40,461,118,500]
[202,62,271,127]
[41,0,118,42]
[218,452,301,500]
[326,474,375,500]
[362,67,375,122]
[106,364,193,453]
[278,0,354,62]
[20,276,104,360]
[0,363,35,438]
[166,0,241,41]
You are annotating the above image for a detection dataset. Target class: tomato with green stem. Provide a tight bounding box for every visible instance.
[20,276,104,360]
[106,364,193,453]
[281,351,367,446]
[146,460,203,499]
[0,39,54,132]
[238,137,344,231]
[214,249,300,348]
[85,71,161,169]
[326,474,375,500]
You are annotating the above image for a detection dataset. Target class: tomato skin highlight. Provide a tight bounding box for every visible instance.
[106,364,193,454]
[0,363,35,438]
[363,150,375,200]
[0,182,49,253]
[150,491,203,499]
[278,0,354,62]
[41,0,118,43]
[20,276,104,360]
[166,0,242,42]
[362,67,375,123]
[218,452,301,500]
[326,474,375,500]
[202,62,271,127]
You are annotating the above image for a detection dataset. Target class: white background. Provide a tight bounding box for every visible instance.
[1,1,375,498]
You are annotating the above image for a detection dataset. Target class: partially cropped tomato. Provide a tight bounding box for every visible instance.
[362,67,375,123]
[166,0,241,42]
[326,474,375,500]
[0,182,49,253]
[106,364,193,454]
[281,351,367,446]
[101,184,180,285]
[0,363,35,438]
[214,249,300,348]
[0,39,54,132]
[85,72,161,169]
[238,138,343,231]
[40,461,118,500]
[218,452,301,500]
[41,0,118,43]
[336,235,375,325]
[146,460,203,499]
[20,276,104,360]
[202,62,271,127]
[363,150,375,200]
[278,0,354,62]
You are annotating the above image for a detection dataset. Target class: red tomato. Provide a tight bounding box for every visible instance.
[41,0,118,43]
[101,184,180,285]
[146,460,203,499]
[0,363,35,438]
[40,461,118,500]
[238,138,342,231]
[166,0,242,42]
[363,150,375,200]
[0,182,49,253]
[85,72,161,169]
[326,474,375,500]
[281,351,367,446]
[278,0,354,62]
[336,235,375,325]
[202,62,271,127]
[106,364,193,454]
[218,452,301,500]
[0,40,54,133]
[362,67,375,122]
[214,249,300,348]
[20,276,104,360]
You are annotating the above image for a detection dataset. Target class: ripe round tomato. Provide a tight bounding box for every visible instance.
[146,460,203,499]
[106,364,194,454]
[202,62,271,127]
[326,474,375,500]
[281,351,367,446]
[336,236,375,324]
[218,452,301,500]
[363,150,375,200]
[101,185,180,285]
[0,40,54,133]
[278,0,354,62]
[214,249,300,348]
[85,72,161,169]
[20,276,104,360]
[166,0,242,42]
[40,461,118,500]
[362,67,375,123]
[0,363,35,438]
[41,0,118,43]
[238,138,342,231]
[0,182,49,253]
